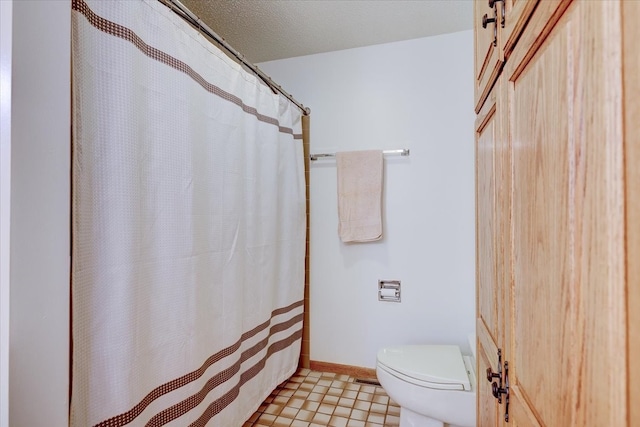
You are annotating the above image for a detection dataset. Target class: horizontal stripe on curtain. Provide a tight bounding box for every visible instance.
[70,1,306,426]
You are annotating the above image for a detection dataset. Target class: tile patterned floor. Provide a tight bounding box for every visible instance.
[243,368,400,427]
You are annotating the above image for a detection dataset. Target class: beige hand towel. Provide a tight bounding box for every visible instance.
[336,150,383,242]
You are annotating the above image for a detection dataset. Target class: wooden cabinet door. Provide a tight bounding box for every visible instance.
[474,0,503,112]
[503,1,626,424]
[500,0,539,59]
[475,82,501,427]
[623,1,640,425]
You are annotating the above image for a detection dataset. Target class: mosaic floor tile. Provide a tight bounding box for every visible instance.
[245,368,400,426]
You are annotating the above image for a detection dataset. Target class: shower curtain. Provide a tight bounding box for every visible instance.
[70,1,306,426]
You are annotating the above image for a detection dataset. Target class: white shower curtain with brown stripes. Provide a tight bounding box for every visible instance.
[70,1,306,426]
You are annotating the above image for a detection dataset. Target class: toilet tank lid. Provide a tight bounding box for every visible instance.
[377,345,471,390]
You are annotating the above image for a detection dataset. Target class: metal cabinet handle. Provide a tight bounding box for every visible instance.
[492,380,508,401]
[482,13,496,28]
[481,12,498,47]
[486,349,510,422]
[486,367,501,382]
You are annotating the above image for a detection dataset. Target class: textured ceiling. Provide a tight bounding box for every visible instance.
[178,0,473,63]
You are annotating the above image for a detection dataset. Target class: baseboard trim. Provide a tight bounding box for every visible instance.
[309,360,377,380]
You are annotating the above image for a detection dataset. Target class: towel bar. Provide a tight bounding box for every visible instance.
[309,148,410,161]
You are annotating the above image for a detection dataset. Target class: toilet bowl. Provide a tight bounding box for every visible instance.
[376,343,476,427]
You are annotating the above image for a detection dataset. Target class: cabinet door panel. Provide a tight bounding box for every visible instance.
[474,0,503,112]
[507,388,541,427]
[475,94,498,346]
[511,23,571,425]
[475,83,502,427]
[506,0,626,425]
[476,325,499,427]
[623,1,640,425]
[501,0,540,58]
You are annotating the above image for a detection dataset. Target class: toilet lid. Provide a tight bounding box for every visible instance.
[377,345,471,391]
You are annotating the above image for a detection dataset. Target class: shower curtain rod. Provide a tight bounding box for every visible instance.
[158,0,310,116]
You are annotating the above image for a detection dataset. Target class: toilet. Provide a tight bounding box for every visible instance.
[376,336,476,427]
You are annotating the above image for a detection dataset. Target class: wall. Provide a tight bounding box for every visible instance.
[9,1,71,425]
[259,30,475,368]
[0,2,12,425]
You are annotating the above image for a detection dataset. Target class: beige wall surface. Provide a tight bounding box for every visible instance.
[9,1,71,426]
